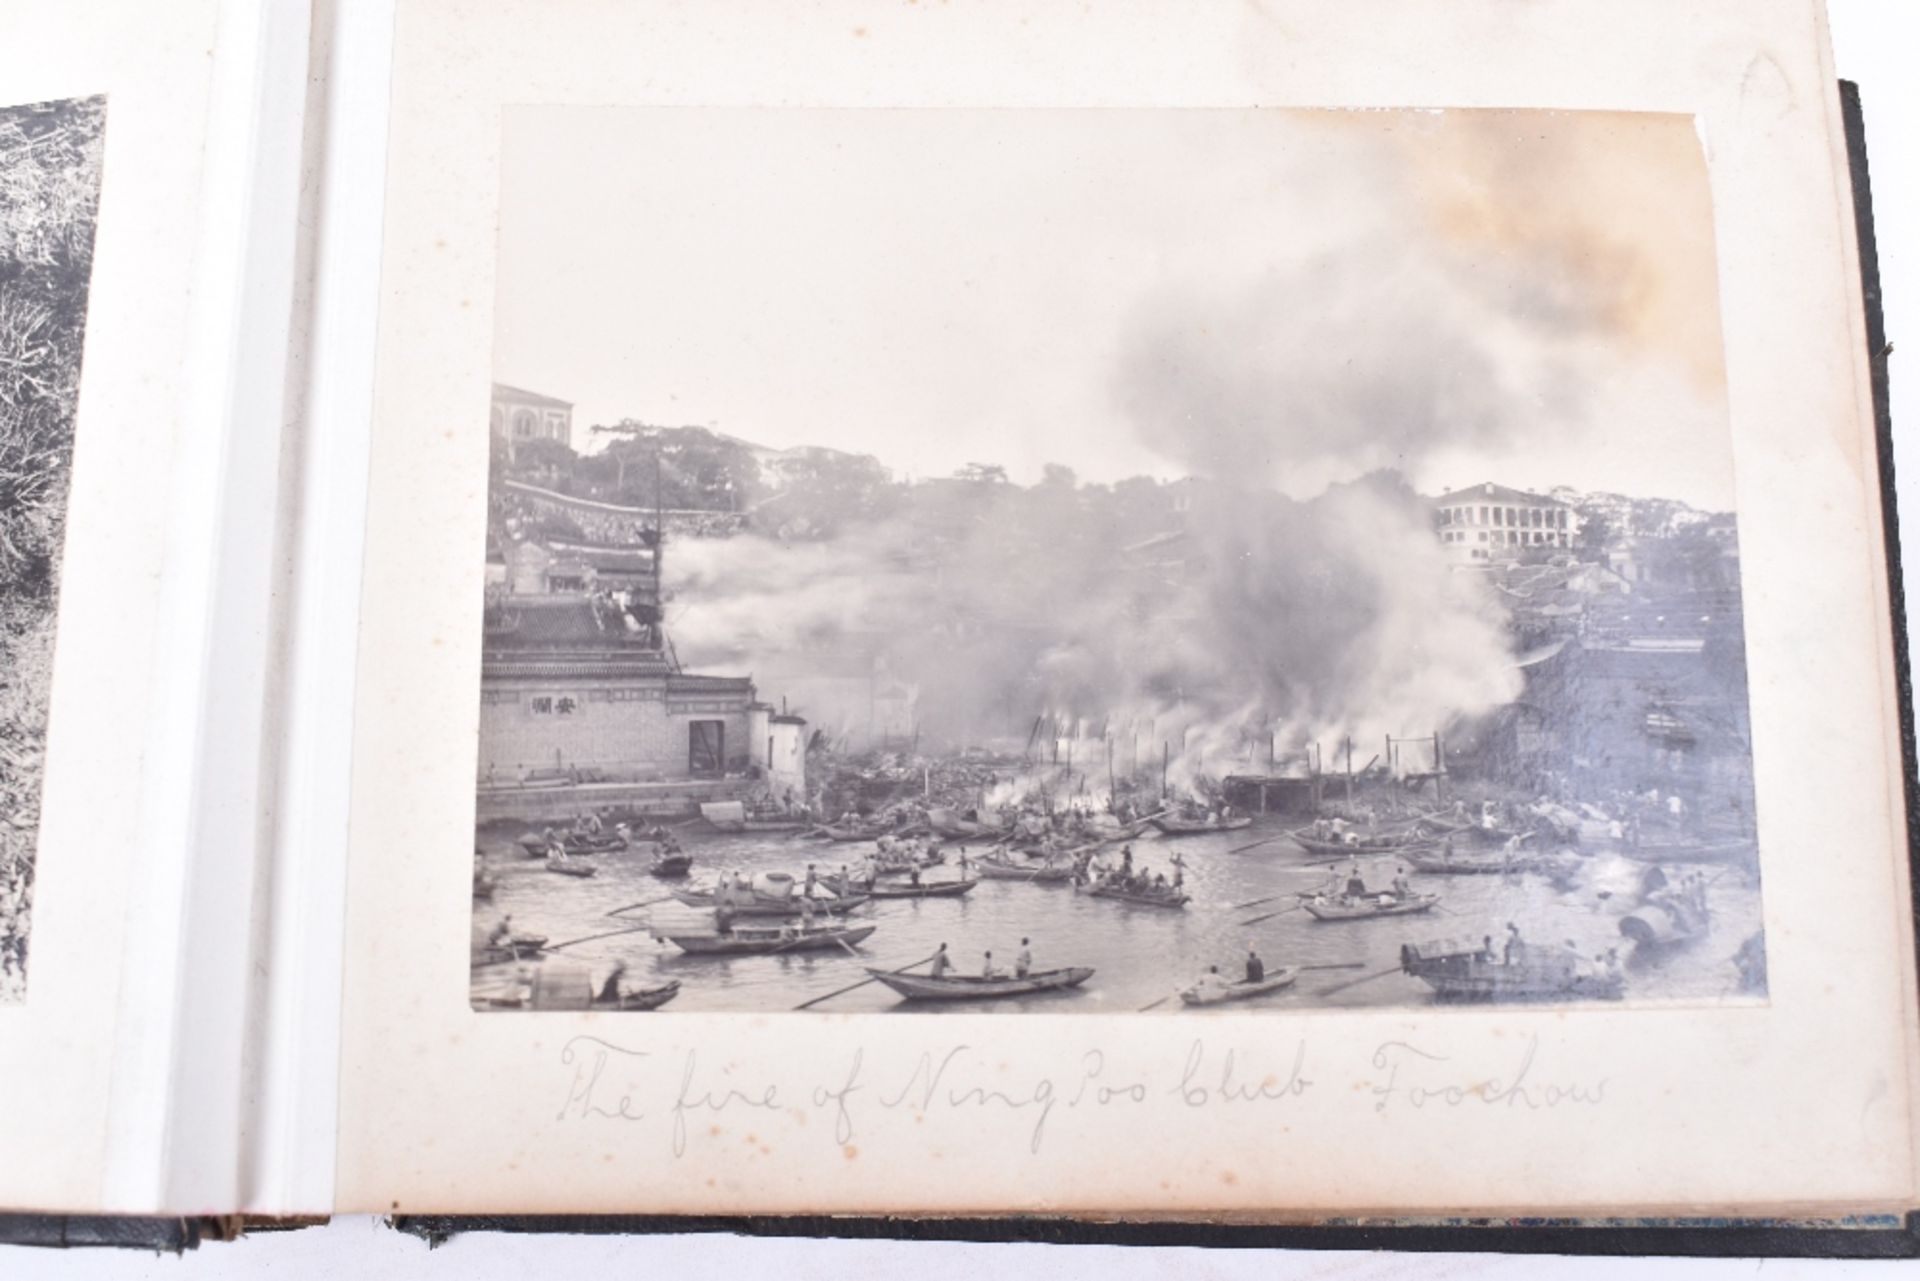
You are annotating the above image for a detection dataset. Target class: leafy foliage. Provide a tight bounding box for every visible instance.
[0,95,106,995]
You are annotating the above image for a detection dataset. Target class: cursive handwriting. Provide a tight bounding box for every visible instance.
[557,1035,650,1123]
[1172,1039,1312,1107]
[553,1034,1610,1155]
[879,1045,1059,1153]
[1369,1036,1608,1113]
[671,1049,782,1157]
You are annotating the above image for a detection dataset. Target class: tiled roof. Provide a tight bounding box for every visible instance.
[492,382,573,409]
[1434,481,1570,509]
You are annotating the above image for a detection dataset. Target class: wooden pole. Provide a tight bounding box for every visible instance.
[1162,741,1170,800]
[1435,729,1447,805]
[1386,734,1396,813]
[1345,736,1354,813]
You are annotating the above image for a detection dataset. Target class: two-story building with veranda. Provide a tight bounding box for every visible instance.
[490,382,573,463]
[1435,481,1578,563]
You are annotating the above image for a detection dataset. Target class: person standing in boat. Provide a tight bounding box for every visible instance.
[1503,922,1523,964]
[1245,947,1265,984]
[487,914,514,950]
[928,942,952,978]
[1391,867,1413,899]
[804,863,818,897]
[1016,938,1032,978]
[1120,844,1134,877]
[1345,862,1368,900]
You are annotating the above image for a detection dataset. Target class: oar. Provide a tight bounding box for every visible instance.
[1297,961,1366,972]
[544,922,657,952]
[1231,893,1289,911]
[1314,964,1404,998]
[793,949,942,1011]
[1138,994,1174,1012]
[1240,904,1306,927]
[605,895,675,918]
[1228,833,1291,855]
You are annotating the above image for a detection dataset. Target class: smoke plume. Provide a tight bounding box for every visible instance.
[663,242,1558,789]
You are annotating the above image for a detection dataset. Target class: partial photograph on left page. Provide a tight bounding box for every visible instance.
[0,95,105,1004]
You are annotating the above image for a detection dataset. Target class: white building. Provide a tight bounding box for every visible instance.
[1435,481,1578,563]
[490,382,573,462]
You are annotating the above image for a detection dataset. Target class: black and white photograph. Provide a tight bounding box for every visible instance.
[469,107,1763,1016]
[0,95,104,1004]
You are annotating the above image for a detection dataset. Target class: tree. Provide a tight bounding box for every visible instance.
[1040,463,1078,489]
[508,437,579,487]
[1574,512,1614,562]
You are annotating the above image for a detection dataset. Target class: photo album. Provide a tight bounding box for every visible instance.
[1,0,1915,1249]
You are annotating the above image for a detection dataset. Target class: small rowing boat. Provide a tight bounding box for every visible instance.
[1400,938,1625,1001]
[972,857,1075,883]
[658,922,878,956]
[1179,969,1298,1006]
[1086,882,1190,910]
[544,860,597,878]
[672,874,867,916]
[1303,892,1441,921]
[1400,848,1540,875]
[648,852,694,878]
[927,806,1008,840]
[817,823,890,842]
[865,965,1094,1001]
[519,831,627,857]
[593,980,681,1011]
[1291,830,1437,857]
[863,878,978,899]
[1151,814,1254,837]
[473,932,549,966]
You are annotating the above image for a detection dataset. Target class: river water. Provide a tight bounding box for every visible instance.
[472,824,1765,1014]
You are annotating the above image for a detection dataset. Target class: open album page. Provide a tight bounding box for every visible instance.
[0,0,273,1213]
[334,0,1920,1219]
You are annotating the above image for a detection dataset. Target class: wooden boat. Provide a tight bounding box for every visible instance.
[1150,814,1254,837]
[866,965,1094,1001]
[1291,830,1437,857]
[1085,882,1189,909]
[518,831,628,857]
[818,824,887,842]
[659,922,877,956]
[927,806,1006,840]
[1303,892,1441,921]
[648,852,694,878]
[972,857,1075,883]
[472,932,549,966]
[544,859,598,878]
[1618,895,1710,947]
[1401,848,1540,875]
[671,875,867,916]
[1399,938,1625,1001]
[1179,969,1298,1006]
[870,842,944,875]
[863,878,978,900]
[593,980,681,1011]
